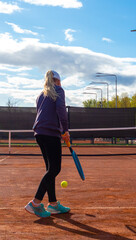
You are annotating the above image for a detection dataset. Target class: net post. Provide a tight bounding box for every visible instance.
[9,131,11,154]
[70,137,73,145]
[90,137,94,144]
[67,106,71,129]
[67,106,72,144]
[126,138,129,145]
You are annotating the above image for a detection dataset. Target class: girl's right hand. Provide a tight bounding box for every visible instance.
[61,131,70,143]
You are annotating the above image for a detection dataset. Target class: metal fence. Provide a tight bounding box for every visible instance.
[67,107,136,138]
[0,106,136,139]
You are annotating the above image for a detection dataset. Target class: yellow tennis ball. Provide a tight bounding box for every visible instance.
[61,181,68,188]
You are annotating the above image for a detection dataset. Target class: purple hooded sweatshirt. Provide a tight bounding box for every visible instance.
[33,85,68,138]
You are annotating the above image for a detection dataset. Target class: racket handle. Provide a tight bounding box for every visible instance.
[61,132,71,148]
[65,141,71,148]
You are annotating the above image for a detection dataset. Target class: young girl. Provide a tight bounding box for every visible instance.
[25,70,70,218]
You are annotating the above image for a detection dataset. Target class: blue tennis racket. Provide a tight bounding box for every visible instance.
[64,139,85,181]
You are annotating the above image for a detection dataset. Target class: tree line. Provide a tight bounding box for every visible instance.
[83,93,136,108]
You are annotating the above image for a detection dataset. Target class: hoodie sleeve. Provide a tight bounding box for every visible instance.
[56,86,68,133]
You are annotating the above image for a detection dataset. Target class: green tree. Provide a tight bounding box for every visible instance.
[102,98,108,108]
[120,93,131,108]
[83,93,136,108]
[83,99,97,108]
[109,96,120,108]
[131,94,136,107]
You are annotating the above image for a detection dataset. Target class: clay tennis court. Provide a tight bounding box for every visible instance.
[0,145,136,240]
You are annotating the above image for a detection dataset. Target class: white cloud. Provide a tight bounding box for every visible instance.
[0,77,42,105]
[0,81,12,88]
[0,1,21,14]
[0,86,40,104]
[65,29,76,42]
[0,32,21,53]
[102,37,113,43]
[0,64,32,72]
[6,22,38,35]
[0,32,40,53]
[65,88,86,106]
[0,33,136,80]
[21,0,83,8]
[0,72,7,76]
[7,76,43,89]
[11,90,38,104]
[62,73,84,88]
[0,33,136,106]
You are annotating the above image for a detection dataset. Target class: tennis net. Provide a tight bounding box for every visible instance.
[0,127,136,155]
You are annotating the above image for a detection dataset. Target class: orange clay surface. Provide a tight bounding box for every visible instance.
[0,145,136,240]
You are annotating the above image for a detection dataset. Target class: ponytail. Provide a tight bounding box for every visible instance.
[43,70,58,101]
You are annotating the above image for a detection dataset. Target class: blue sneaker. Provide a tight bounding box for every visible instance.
[25,201,51,218]
[47,201,70,214]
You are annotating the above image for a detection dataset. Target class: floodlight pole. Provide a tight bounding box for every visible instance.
[83,92,97,107]
[90,81,109,108]
[96,73,117,108]
[86,87,103,108]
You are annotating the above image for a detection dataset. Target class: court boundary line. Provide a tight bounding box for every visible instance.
[0,156,10,162]
[0,206,136,210]
[0,153,136,157]
[0,151,19,161]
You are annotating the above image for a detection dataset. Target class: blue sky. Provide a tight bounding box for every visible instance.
[0,0,136,107]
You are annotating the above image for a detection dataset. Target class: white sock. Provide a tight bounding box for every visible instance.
[49,202,58,207]
[32,200,41,207]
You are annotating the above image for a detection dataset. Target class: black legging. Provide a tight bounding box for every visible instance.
[35,134,61,202]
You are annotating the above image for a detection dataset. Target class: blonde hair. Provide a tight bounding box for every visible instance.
[43,70,58,101]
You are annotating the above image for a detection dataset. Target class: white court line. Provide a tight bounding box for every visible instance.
[0,206,136,210]
[0,151,19,163]
[123,155,136,160]
[0,156,10,163]
[80,207,136,210]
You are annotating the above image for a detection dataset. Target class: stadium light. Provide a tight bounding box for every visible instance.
[90,81,109,108]
[85,87,103,108]
[96,73,117,108]
[83,92,97,107]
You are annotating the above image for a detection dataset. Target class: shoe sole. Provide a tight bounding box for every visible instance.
[25,204,35,215]
[25,205,51,218]
[47,208,70,215]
